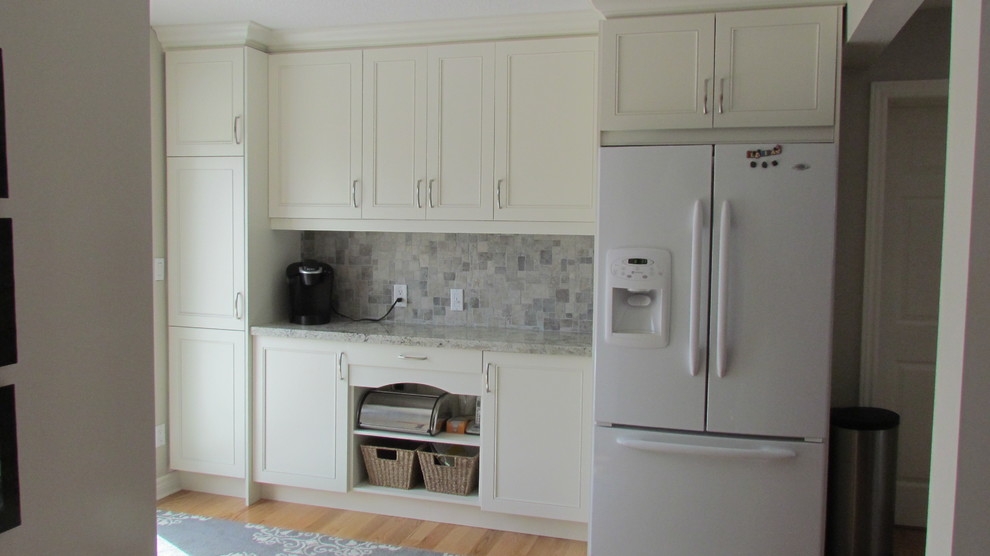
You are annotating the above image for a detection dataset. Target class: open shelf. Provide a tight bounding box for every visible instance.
[352,481,480,506]
[354,427,481,447]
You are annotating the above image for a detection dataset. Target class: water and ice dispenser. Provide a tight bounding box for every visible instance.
[604,248,671,348]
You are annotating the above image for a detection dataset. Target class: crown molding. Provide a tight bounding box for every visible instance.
[154,11,602,53]
[153,21,275,51]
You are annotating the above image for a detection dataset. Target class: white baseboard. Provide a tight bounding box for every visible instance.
[157,472,181,500]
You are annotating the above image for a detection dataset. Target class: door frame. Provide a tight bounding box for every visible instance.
[859,79,949,404]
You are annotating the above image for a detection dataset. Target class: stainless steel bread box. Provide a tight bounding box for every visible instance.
[359,390,453,436]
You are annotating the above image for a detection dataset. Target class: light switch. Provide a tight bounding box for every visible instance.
[451,288,464,311]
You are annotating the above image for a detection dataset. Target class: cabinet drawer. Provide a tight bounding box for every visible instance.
[345,344,482,395]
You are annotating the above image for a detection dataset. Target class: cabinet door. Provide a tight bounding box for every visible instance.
[480,352,592,521]
[713,6,838,128]
[166,48,245,156]
[425,43,495,221]
[166,157,245,331]
[495,38,597,223]
[254,337,348,492]
[600,14,715,130]
[363,47,428,219]
[169,327,246,478]
[269,51,362,219]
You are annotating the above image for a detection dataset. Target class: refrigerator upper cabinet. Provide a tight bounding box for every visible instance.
[595,145,712,431]
[707,143,836,439]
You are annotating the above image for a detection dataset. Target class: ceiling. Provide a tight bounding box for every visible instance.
[150,0,597,30]
[150,0,952,32]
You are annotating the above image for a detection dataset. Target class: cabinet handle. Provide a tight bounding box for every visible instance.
[703,78,710,115]
[351,180,359,208]
[484,362,493,393]
[428,179,436,209]
[415,180,423,209]
[496,179,503,210]
[234,115,243,145]
[718,78,725,115]
[337,352,348,381]
[397,354,427,361]
[234,292,244,320]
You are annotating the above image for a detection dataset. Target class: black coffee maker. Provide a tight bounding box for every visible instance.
[286,260,334,325]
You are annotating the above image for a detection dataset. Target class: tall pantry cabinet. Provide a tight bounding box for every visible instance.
[165,46,296,491]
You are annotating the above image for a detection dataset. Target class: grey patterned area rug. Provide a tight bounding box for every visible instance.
[157,510,455,556]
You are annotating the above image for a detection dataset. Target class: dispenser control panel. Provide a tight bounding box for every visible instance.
[611,257,664,283]
[605,248,672,348]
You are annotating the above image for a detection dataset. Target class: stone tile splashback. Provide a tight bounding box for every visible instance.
[301,232,595,332]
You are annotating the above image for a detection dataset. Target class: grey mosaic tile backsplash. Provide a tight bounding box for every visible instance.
[301,232,595,332]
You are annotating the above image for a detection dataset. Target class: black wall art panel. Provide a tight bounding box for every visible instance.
[0,48,7,198]
[0,385,21,534]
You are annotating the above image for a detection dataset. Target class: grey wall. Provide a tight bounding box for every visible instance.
[0,2,155,554]
[832,7,952,406]
[302,231,595,333]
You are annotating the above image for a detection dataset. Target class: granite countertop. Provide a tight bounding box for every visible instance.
[251,321,592,357]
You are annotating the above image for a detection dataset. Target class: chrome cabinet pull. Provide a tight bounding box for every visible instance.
[484,362,493,393]
[234,115,243,145]
[234,292,244,320]
[718,78,725,115]
[397,354,427,361]
[496,179,503,210]
[703,78,710,115]
[416,180,423,209]
[428,179,436,208]
[337,352,348,381]
[351,180,359,208]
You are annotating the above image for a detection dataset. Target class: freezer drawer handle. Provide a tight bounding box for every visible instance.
[617,437,796,461]
[715,200,731,378]
[689,200,704,376]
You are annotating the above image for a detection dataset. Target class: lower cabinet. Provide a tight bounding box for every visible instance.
[169,326,246,478]
[253,336,349,492]
[247,335,591,523]
[480,351,592,521]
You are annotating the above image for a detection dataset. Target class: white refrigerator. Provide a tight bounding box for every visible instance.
[590,144,837,555]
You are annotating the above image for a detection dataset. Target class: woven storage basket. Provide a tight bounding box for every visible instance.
[417,449,480,496]
[360,442,423,490]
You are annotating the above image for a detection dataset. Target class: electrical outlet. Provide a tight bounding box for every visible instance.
[393,284,407,307]
[450,288,464,311]
[155,424,166,448]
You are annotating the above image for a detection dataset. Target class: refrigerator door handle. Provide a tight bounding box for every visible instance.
[616,437,796,460]
[689,200,703,376]
[715,200,731,378]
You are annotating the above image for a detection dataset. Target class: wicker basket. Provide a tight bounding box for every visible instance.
[360,441,424,490]
[417,448,480,496]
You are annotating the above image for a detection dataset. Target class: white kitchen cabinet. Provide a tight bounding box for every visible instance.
[362,44,494,221]
[494,38,597,223]
[362,47,428,220]
[169,327,246,478]
[166,156,245,331]
[166,47,246,156]
[600,6,839,130]
[480,351,592,522]
[253,336,349,492]
[269,51,363,219]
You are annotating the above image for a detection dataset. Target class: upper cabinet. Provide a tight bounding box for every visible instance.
[166,47,247,156]
[494,38,598,223]
[600,6,839,131]
[268,50,363,219]
[268,36,596,232]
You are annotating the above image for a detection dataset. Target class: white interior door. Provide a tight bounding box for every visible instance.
[862,81,948,527]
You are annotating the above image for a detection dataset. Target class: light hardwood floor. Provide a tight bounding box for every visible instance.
[157,490,586,556]
[158,490,926,555]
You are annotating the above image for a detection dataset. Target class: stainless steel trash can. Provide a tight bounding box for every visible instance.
[826,407,900,556]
